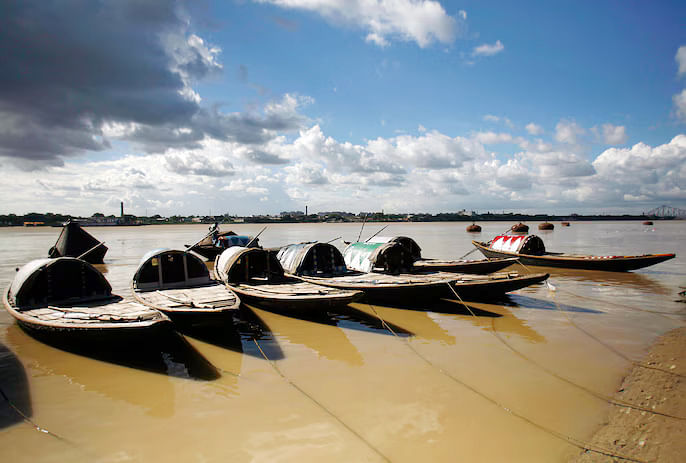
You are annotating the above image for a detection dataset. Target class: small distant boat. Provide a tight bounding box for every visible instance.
[185,228,259,260]
[277,242,548,303]
[132,249,240,323]
[48,220,107,264]
[466,223,481,232]
[538,222,554,230]
[366,236,518,274]
[472,234,676,272]
[214,247,362,312]
[642,221,653,225]
[511,223,529,233]
[561,222,570,227]
[3,257,170,342]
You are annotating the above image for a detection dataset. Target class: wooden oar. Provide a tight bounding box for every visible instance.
[246,226,267,247]
[185,228,216,252]
[77,241,106,260]
[364,225,388,242]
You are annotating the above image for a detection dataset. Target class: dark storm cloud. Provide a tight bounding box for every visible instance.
[0,0,306,167]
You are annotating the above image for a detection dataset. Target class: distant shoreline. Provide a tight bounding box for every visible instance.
[1,213,681,227]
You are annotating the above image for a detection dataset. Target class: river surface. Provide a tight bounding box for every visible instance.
[1,221,684,462]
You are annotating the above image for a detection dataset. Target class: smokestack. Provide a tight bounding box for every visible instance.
[120,202,124,218]
[305,205,308,216]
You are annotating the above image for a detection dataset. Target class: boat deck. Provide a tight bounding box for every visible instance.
[134,283,239,313]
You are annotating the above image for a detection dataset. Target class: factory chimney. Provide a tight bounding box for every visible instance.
[120,201,124,218]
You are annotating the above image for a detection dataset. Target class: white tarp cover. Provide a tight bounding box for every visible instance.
[343,242,384,273]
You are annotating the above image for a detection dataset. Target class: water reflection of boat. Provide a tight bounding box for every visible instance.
[529,266,672,295]
[473,235,675,272]
[0,341,31,428]
[6,324,219,418]
[349,302,457,345]
[247,305,365,366]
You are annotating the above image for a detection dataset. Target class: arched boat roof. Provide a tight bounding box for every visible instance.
[133,249,211,290]
[215,247,284,283]
[277,242,348,276]
[9,257,112,308]
[489,235,546,255]
[343,241,415,273]
[366,236,422,259]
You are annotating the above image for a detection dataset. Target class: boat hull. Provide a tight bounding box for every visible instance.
[472,241,676,272]
[228,282,362,313]
[413,257,519,274]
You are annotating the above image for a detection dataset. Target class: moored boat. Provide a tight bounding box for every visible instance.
[538,222,554,230]
[48,220,107,264]
[365,235,518,274]
[472,234,676,272]
[132,249,240,323]
[3,257,170,342]
[277,242,548,303]
[185,227,259,260]
[466,223,481,232]
[214,247,362,312]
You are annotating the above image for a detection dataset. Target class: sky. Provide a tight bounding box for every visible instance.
[1,0,685,217]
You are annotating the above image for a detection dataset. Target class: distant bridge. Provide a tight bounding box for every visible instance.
[645,205,686,218]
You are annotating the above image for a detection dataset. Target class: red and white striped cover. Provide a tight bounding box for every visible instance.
[489,235,526,252]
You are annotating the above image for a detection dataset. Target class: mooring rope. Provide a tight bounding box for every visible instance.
[362,295,651,463]
[251,338,391,462]
[510,260,686,378]
[0,385,71,442]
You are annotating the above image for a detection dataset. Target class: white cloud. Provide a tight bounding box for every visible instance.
[677,45,686,76]
[554,120,585,144]
[473,131,513,144]
[472,40,504,57]
[598,123,628,145]
[525,123,543,136]
[255,0,463,48]
[674,89,686,123]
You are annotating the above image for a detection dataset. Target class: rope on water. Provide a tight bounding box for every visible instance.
[0,385,71,442]
[511,260,685,378]
[251,338,391,462]
[363,293,652,463]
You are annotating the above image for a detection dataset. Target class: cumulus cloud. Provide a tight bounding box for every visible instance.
[597,123,628,145]
[554,120,586,144]
[525,123,543,136]
[472,40,504,57]
[0,0,314,169]
[674,89,686,123]
[254,0,463,48]
[677,45,686,76]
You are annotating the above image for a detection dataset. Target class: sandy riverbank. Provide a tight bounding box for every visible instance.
[572,326,686,462]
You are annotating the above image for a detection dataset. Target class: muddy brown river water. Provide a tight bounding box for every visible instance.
[1,221,684,462]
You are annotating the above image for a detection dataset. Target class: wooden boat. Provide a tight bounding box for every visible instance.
[214,247,362,312]
[561,222,570,226]
[466,223,481,232]
[472,234,676,272]
[48,220,107,264]
[3,257,170,342]
[642,221,653,225]
[132,249,240,323]
[276,242,548,303]
[185,228,259,260]
[511,223,529,233]
[366,236,518,274]
[538,222,554,230]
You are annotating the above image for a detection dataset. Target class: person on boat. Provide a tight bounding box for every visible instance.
[210,222,219,246]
